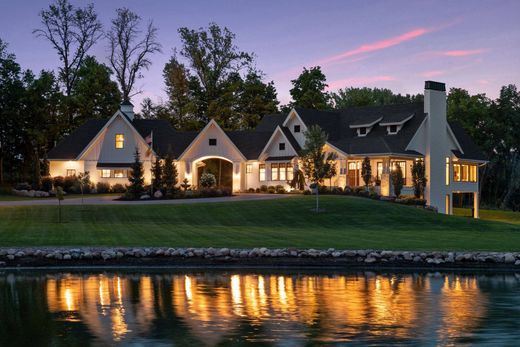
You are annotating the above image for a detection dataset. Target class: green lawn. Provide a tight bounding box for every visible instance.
[0,193,120,201]
[1,195,520,251]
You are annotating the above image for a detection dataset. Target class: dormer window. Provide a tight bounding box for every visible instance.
[380,113,414,135]
[294,125,300,133]
[349,116,382,137]
[388,125,398,134]
[358,127,367,136]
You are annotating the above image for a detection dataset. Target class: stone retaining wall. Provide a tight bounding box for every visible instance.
[1,247,520,268]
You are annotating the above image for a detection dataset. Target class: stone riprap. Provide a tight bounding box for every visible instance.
[0,248,519,268]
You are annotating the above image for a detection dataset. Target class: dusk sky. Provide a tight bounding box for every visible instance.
[1,0,519,109]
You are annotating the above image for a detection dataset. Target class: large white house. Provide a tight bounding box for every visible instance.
[48,81,486,217]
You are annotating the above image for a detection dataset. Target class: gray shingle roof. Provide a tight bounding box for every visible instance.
[255,114,284,132]
[448,122,487,161]
[226,131,273,160]
[47,119,108,159]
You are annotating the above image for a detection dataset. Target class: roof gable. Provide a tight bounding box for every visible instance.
[259,126,300,160]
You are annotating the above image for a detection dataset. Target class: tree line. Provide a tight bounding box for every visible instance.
[0,0,519,209]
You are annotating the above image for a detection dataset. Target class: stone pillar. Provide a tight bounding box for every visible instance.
[473,192,480,219]
[380,158,391,196]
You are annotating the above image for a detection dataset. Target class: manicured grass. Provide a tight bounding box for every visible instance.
[0,193,120,201]
[1,195,520,251]
[454,207,520,226]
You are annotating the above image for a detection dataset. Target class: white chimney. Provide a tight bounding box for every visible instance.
[120,100,135,121]
[424,81,448,213]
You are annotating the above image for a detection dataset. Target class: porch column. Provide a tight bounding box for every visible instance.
[473,192,480,219]
[232,162,241,192]
[380,158,391,196]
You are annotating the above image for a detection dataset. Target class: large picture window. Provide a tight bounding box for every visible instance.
[391,161,407,179]
[115,134,124,149]
[376,162,383,180]
[453,163,477,182]
[270,162,293,181]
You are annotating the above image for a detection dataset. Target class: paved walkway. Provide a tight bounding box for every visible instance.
[0,193,290,206]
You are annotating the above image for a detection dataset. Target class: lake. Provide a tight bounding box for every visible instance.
[0,269,519,346]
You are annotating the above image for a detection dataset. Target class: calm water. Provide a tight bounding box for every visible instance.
[0,270,519,346]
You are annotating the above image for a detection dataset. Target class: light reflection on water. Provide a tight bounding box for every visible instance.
[0,270,520,345]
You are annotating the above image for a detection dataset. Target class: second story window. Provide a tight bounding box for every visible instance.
[115,134,124,149]
[358,127,367,136]
[279,143,285,151]
[209,138,217,146]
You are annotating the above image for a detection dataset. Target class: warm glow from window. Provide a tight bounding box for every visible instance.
[259,164,266,181]
[101,169,110,178]
[114,170,125,178]
[271,163,279,180]
[391,161,407,179]
[446,157,450,186]
[377,162,383,180]
[66,169,76,177]
[246,164,252,174]
[453,163,477,183]
[115,134,124,149]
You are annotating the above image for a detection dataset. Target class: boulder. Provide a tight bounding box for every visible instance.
[154,190,163,199]
[140,194,151,200]
[504,253,516,264]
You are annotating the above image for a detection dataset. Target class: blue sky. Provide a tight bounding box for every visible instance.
[1,0,518,108]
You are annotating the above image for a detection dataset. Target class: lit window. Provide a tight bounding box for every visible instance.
[294,125,300,133]
[470,165,477,182]
[453,164,461,181]
[209,138,217,146]
[287,164,294,181]
[101,169,111,178]
[246,164,253,174]
[446,157,450,186]
[114,170,126,178]
[66,169,76,177]
[377,162,383,180]
[279,163,287,181]
[391,161,407,180]
[259,164,266,181]
[115,134,124,149]
[271,163,279,180]
[279,143,285,151]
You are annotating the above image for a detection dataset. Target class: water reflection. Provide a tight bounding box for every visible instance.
[0,270,519,345]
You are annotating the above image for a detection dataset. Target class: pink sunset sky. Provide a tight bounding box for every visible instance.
[1,0,518,108]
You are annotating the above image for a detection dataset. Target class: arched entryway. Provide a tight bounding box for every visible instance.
[196,158,233,189]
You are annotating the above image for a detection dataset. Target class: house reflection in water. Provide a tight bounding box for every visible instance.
[38,271,491,345]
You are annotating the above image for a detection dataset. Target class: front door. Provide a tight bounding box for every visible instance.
[347,162,359,187]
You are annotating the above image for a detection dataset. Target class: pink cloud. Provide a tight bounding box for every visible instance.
[327,75,396,91]
[316,28,433,66]
[443,49,484,57]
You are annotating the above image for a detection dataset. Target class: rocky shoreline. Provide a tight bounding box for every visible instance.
[0,247,519,269]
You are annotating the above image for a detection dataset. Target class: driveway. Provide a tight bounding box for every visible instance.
[0,193,290,206]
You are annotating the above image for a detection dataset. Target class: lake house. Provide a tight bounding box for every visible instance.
[48,81,486,216]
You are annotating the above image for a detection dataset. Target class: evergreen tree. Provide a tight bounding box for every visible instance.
[127,148,145,199]
[151,156,163,193]
[361,157,372,188]
[391,163,404,198]
[162,153,178,197]
[412,159,427,198]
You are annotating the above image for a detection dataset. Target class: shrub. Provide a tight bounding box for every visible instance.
[96,182,110,194]
[303,190,312,195]
[395,196,426,206]
[41,176,53,192]
[267,186,276,194]
[53,176,65,189]
[369,187,380,200]
[221,187,232,196]
[200,173,216,188]
[247,188,255,193]
[111,183,126,193]
[332,187,343,194]
[275,185,286,194]
[63,176,79,193]
[255,188,260,193]
[343,186,353,195]
[15,182,32,191]
[391,164,404,198]
[260,185,268,193]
